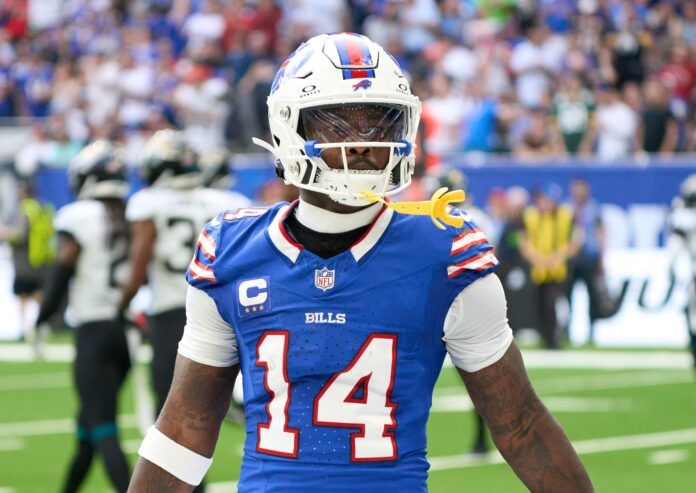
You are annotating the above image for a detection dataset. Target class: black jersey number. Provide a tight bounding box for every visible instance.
[164,217,197,273]
[108,232,129,288]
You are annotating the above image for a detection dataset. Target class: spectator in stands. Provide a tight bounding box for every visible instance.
[521,182,578,349]
[553,74,594,155]
[425,72,468,155]
[459,82,498,153]
[172,62,230,151]
[587,84,638,161]
[566,179,605,345]
[363,0,402,54]
[509,17,560,109]
[0,71,15,117]
[513,109,566,161]
[659,44,696,108]
[42,115,84,169]
[638,77,678,155]
[400,0,441,55]
[183,0,226,53]
[602,4,649,89]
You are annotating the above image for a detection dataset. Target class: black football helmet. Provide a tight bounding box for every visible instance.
[69,140,128,199]
[141,129,199,188]
[680,174,696,208]
[198,146,233,189]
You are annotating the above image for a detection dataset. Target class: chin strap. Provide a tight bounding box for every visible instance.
[361,187,466,230]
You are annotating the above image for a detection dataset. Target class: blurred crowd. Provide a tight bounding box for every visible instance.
[0,0,695,178]
[426,170,612,348]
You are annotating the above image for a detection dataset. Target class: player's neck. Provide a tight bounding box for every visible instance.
[296,199,382,233]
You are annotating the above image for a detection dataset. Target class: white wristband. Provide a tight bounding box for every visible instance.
[138,426,212,486]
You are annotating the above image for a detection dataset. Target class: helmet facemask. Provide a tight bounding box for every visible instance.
[288,103,413,206]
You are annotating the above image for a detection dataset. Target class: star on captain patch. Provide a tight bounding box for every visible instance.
[314,267,335,292]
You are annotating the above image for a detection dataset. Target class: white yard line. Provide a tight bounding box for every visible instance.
[0,372,70,391]
[0,344,690,368]
[207,482,238,493]
[0,344,152,363]
[427,428,696,471]
[0,414,137,438]
[121,438,142,455]
[647,449,690,465]
[0,438,23,452]
[431,395,632,413]
[443,351,693,370]
[435,370,694,397]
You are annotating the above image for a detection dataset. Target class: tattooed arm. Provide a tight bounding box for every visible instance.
[128,355,239,492]
[459,342,594,493]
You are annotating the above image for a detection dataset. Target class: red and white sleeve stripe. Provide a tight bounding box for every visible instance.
[450,229,489,256]
[188,258,217,282]
[447,250,498,279]
[197,230,217,261]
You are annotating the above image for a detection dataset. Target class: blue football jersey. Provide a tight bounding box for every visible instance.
[186,201,498,492]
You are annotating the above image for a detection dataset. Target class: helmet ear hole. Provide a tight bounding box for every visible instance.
[274,159,285,179]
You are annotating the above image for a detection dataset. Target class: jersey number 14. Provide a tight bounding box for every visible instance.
[256,331,398,462]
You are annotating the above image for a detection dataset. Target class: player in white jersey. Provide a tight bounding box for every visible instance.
[119,130,250,422]
[669,174,696,369]
[35,141,131,493]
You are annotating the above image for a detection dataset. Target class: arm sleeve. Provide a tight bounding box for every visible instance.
[443,274,514,373]
[178,286,239,367]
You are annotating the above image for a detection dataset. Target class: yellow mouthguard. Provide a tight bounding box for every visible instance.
[361,188,466,230]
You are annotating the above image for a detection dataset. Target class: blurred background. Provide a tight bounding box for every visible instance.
[0,0,695,492]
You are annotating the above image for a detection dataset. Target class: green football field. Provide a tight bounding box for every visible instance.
[1,344,695,493]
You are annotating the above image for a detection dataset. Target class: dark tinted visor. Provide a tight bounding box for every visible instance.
[300,103,407,143]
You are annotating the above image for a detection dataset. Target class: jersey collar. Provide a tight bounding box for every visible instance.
[268,200,394,264]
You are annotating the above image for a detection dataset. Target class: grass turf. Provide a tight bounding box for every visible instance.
[0,357,695,492]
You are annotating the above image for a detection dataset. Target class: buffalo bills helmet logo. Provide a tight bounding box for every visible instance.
[352,79,372,91]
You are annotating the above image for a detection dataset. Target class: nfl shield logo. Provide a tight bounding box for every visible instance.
[315,267,335,291]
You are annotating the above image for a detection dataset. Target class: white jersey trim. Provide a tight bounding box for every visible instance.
[268,204,302,263]
[350,205,393,262]
[443,274,514,373]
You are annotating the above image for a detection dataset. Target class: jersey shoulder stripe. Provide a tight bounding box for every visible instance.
[444,208,498,282]
[189,257,217,282]
[186,204,279,291]
[197,229,217,261]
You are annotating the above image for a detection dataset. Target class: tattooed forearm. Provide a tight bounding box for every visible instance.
[460,342,594,493]
[128,356,239,492]
[158,356,237,452]
[129,459,194,493]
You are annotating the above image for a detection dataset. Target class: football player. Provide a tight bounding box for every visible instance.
[129,34,593,492]
[118,130,251,418]
[669,174,696,369]
[36,141,131,492]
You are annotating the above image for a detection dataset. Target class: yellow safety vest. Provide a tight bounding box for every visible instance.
[19,198,55,268]
[523,205,574,284]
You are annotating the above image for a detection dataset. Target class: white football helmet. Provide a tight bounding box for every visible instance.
[253,33,422,206]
